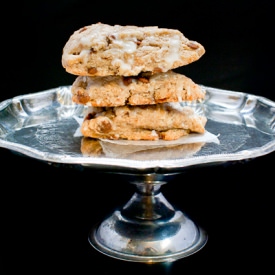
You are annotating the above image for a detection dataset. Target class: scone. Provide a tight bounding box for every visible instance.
[62,22,205,77]
[71,70,206,107]
[81,103,207,141]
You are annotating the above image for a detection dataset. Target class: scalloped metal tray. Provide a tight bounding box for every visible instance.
[0,85,275,173]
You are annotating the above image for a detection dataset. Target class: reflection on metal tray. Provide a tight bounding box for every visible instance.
[0,85,275,173]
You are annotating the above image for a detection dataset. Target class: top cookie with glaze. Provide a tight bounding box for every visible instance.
[62,22,205,77]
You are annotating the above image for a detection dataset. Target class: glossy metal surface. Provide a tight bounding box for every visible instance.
[0,85,275,173]
[89,173,207,262]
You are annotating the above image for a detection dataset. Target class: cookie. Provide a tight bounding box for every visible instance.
[80,103,207,141]
[71,70,206,107]
[80,137,103,156]
[62,22,205,77]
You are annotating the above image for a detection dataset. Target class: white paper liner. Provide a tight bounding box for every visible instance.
[100,131,219,146]
[73,116,84,137]
[100,140,204,159]
[74,115,220,158]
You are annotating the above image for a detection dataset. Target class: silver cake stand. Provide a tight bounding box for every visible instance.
[1,85,275,263]
[88,172,207,263]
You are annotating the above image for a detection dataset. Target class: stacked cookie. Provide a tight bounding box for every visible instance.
[62,22,207,140]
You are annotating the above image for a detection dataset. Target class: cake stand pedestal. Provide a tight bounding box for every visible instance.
[88,173,207,263]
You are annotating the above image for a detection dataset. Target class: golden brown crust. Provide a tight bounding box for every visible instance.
[71,70,206,107]
[81,103,207,141]
[80,137,103,156]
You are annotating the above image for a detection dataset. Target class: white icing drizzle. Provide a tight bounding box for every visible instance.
[165,34,181,67]
[111,39,137,53]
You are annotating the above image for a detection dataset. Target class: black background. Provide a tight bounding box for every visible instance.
[1,1,274,274]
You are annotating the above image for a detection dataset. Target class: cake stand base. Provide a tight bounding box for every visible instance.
[88,173,207,263]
